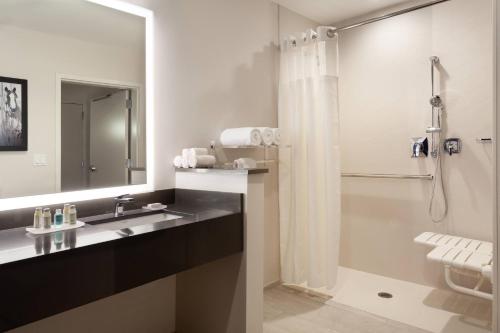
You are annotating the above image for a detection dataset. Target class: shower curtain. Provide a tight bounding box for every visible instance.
[278,27,341,289]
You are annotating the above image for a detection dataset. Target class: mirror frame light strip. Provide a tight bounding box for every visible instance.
[0,0,154,211]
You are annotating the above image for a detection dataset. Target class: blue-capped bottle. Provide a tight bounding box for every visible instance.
[54,209,63,227]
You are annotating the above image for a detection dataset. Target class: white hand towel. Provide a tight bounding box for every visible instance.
[257,127,274,146]
[181,149,190,168]
[272,128,281,146]
[233,158,257,169]
[188,148,209,160]
[220,128,262,147]
[173,156,183,168]
[188,155,216,168]
[182,149,190,160]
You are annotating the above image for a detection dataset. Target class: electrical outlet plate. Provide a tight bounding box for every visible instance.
[33,154,48,166]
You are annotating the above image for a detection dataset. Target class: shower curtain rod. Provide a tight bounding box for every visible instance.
[330,0,451,33]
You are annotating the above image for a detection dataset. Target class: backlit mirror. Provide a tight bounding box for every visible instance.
[0,0,147,200]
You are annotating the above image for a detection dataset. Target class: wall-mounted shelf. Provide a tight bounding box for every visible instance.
[210,142,290,165]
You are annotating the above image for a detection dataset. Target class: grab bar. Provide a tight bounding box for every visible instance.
[342,173,433,180]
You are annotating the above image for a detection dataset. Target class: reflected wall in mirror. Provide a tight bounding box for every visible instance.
[0,0,146,199]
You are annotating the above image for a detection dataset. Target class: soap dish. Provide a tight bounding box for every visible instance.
[142,204,167,211]
[26,221,85,235]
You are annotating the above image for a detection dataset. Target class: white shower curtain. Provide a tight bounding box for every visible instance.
[278,27,341,289]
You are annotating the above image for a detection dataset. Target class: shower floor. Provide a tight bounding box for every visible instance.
[266,267,492,333]
[264,284,431,333]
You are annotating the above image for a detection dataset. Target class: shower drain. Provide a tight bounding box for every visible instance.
[377,292,393,299]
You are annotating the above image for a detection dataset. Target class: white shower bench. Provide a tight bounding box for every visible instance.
[414,232,493,300]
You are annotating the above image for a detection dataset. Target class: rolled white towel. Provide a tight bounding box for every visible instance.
[272,128,281,146]
[173,156,183,168]
[182,149,190,160]
[233,158,257,169]
[188,154,216,168]
[220,128,262,147]
[188,148,209,160]
[258,127,274,146]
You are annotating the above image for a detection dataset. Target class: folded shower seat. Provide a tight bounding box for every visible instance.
[414,232,493,300]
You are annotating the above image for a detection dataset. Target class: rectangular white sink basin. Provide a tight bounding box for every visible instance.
[97,213,182,231]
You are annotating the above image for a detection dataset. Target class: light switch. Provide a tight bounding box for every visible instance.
[33,154,48,166]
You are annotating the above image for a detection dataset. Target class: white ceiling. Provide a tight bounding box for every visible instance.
[0,0,144,49]
[274,0,415,24]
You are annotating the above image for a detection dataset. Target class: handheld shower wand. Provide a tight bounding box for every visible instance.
[427,56,448,223]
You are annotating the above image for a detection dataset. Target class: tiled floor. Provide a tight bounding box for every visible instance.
[264,285,432,333]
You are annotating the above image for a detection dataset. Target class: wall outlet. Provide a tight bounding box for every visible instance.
[33,154,48,166]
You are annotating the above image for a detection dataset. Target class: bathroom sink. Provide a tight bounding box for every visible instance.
[86,212,183,232]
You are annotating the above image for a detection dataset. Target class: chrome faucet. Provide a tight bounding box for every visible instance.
[114,194,135,217]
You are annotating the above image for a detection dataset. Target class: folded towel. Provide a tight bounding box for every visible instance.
[233,158,257,169]
[188,148,209,160]
[188,155,216,168]
[220,128,262,147]
[173,156,183,168]
[272,128,280,146]
[257,127,274,146]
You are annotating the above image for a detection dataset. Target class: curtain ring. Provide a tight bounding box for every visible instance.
[326,28,337,38]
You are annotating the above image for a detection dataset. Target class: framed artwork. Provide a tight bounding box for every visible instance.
[0,76,27,151]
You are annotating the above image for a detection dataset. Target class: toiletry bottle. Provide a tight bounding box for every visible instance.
[63,204,71,224]
[33,207,43,228]
[43,208,52,229]
[54,209,63,226]
[69,205,77,225]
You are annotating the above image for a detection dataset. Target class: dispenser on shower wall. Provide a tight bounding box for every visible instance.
[411,137,428,158]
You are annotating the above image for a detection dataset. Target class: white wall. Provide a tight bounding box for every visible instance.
[0,25,144,199]
[146,0,315,288]
[338,0,494,288]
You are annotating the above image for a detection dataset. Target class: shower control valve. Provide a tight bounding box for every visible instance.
[443,138,461,156]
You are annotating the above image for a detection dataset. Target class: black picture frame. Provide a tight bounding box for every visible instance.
[0,76,28,151]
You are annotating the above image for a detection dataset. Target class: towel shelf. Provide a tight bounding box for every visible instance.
[342,173,433,180]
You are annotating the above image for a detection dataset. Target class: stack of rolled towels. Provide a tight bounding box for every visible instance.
[220,127,280,147]
[173,148,216,169]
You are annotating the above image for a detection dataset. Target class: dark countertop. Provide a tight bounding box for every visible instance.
[0,205,238,266]
[175,167,269,175]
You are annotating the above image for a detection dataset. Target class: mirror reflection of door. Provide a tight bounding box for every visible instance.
[61,103,85,191]
[61,82,143,191]
[89,90,128,188]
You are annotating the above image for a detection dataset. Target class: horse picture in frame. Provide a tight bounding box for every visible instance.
[0,77,27,151]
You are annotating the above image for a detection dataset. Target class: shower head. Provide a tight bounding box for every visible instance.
[430,95,443,108]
